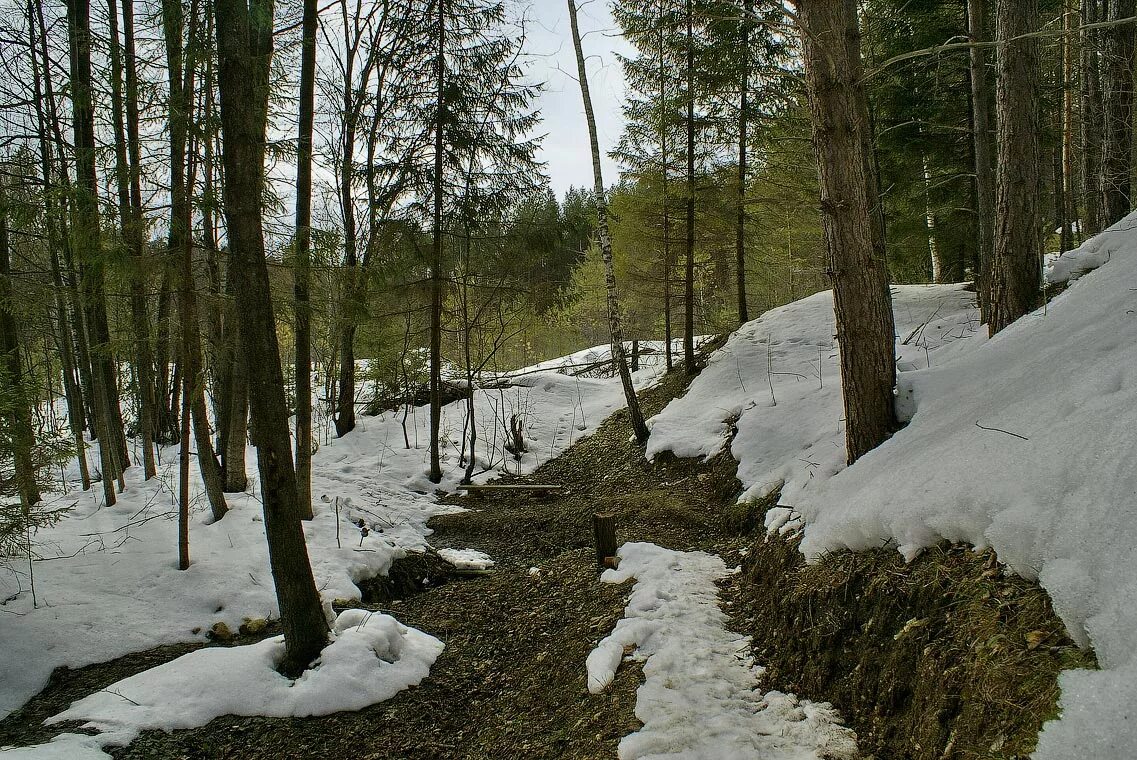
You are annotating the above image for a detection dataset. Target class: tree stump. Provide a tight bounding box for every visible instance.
[593,512,617,567]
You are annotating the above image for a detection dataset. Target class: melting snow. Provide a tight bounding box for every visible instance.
[587,542,857,760]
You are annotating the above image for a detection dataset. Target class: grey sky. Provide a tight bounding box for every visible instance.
[521,1,634,198]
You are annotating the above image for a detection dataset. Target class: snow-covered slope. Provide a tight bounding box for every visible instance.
[646,284,979,506]
[799,217,1137,759]
[651,212,1137,759]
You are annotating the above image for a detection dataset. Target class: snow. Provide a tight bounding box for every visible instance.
[646,284,979,507]
[587,542,857,760]
[437,547,495,571]
[649,211,1137,758]
[0,342,665,725]
[796,213,1137,759]
[2,610,441,759]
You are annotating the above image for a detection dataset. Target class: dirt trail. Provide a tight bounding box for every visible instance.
[0,368,753,760]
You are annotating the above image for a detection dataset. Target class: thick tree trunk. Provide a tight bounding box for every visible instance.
[293,0,317,519]
[989,0,1043,335]
[568,0,649,444]
[795,0,898,464]
[215,0,329,676]
[428,0,446,483]
[1082,0,1106,234]
[1101,0,1135,225]
[967,0,996,323]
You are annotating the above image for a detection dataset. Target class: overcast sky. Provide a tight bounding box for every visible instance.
[520,0,634,198]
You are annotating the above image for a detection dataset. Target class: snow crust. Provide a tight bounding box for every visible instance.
[649,211,1137,758]
[2,610,441,759]
[588,542,857,760]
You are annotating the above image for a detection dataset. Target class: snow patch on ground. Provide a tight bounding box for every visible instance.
[2,610,441,759]
[437,548,495,571]
[587,542,857,760]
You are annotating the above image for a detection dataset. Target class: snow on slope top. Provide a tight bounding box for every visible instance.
[799,213,1137,759]
[646,283,979,507]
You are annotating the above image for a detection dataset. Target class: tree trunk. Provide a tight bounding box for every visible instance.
[164,0,228,522]
[67,0,124,505]
[966,0,996,322]
[683,0,697,375]
[293,0,317,519]
[1082,0,1106,234]
[108,0,157,480]
[568,0,650,444]
[989,0,1043,335]
[215,0,329,676]
[1101,0,1135,225]
[795,0,898,464]
[0,188,41,507]
[428,0,446,483]
[224,344,249,492]
[736,0,751,325]
[26,0,91,490]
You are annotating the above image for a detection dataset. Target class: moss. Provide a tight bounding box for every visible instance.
[729,529,1098,760]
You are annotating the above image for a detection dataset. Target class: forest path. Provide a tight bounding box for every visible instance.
[1,364,756,759]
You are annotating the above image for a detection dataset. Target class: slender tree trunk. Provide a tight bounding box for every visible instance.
[0,189,41,508]
[428,0,446,483]
[1101,0,1135,225]
[736,0,751,325]
[165,0,228,521]
[966,0,995,322]
[26,0,91,489]
[683,0,696,375]
[658,9,673,372]
[108,0,157,479]
[1082,0,1106,234]
[568,0,649,443]
[989,0,1043,335]
[215,0,329,676]
[795,0,897,464]
[293,0,317,519]
[1062,0,1079,247]
[67,0,123,505]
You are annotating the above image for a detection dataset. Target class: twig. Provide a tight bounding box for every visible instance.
[974,420,1029,441]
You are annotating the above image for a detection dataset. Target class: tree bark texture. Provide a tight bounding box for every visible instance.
[966,0,995,322]
[1101,0,1135,225]
[989,0,1043,336]
[293,0,317,518]
[215,0,329,676]
[795,0,898,464]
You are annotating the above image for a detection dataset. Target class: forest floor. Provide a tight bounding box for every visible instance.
[0,353,1088,759]
[0,367,757,760]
